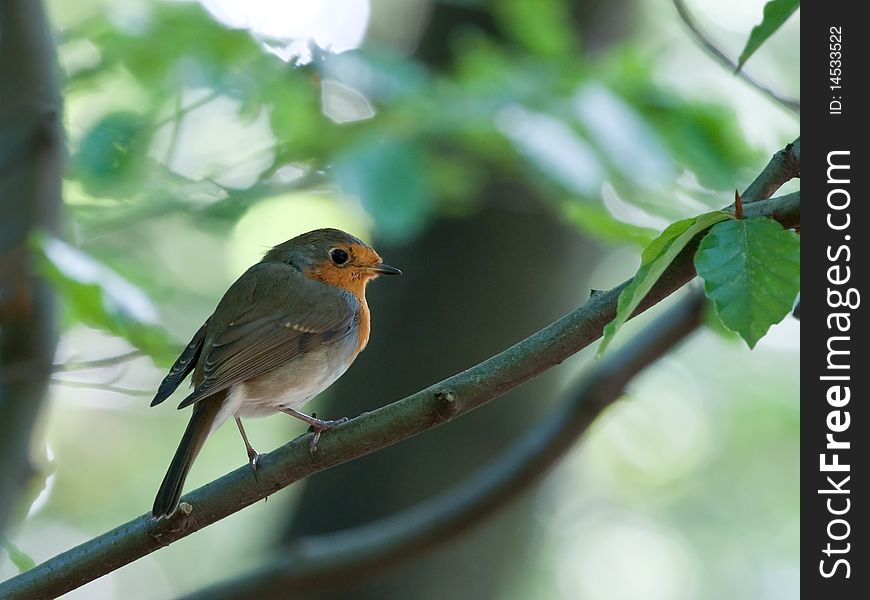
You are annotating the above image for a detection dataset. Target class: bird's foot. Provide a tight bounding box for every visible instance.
[247,447,261,481]
[281,408,348,456]
[306,416,349,456]
[305,415,349,431]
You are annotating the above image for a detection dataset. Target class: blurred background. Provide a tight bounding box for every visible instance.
[1,0,799,598]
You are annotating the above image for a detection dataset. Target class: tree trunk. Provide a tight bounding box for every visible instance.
[0,0,63,536]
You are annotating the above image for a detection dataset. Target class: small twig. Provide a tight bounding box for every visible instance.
[151,90,220,131]
[49,378,152,397]
[81,168,327,245]
[163,93,184,165]
[734,190,744,219]
[672,0,800,114]
[52,350,144,372]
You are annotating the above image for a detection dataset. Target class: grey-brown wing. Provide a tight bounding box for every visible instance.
[176,265,357,409]
[150,320,208,407]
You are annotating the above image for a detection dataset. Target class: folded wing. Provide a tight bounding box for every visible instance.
[176,263,357,409]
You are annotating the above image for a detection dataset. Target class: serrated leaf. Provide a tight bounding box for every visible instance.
[703,298,741,342]
[694,218,800,348]
[599,211,732,356]
[33,235,176,366]
[2,538,36,573]
[737,0,800,71]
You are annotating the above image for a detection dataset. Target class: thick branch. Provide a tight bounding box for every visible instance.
[0,140,799,599]
[182,290,708,599]
[0,0,63,537]
[672,0,800,114]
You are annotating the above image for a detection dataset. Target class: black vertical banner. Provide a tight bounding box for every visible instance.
[804,3,868,597]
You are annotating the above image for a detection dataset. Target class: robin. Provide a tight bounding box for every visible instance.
[149,228,400,519]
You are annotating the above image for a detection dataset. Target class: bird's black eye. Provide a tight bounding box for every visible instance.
[330,248,349,265]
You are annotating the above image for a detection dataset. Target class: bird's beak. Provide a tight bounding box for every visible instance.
[371,263,402,276]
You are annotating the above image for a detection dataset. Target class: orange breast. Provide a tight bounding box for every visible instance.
[304,265,372,356]
[355,297,371,354]
[340,276,371,355]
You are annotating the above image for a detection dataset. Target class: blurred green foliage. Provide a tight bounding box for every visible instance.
[334,138,433,242]
[54,0,766,350]
[33,234,177,365]
[74,111,153,197]
[0,539,35,574]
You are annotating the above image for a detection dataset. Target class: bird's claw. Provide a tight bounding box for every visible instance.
[307,417,349,457]
[308,430,322,458]
[247,449,261,482]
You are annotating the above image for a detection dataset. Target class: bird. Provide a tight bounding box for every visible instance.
[149,228,401,519]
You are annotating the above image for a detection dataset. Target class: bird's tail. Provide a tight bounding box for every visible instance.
[152,397,222,519]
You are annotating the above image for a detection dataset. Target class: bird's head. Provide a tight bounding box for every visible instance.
[264,228,401,293]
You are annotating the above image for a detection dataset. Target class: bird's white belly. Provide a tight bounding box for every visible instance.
[210,344,355,433]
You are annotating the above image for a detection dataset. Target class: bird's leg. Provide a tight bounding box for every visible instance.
[280,407,348,454]
[235,417,260,479]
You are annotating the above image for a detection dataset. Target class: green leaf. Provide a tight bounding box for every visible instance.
[334,139,433,243]
[694,218,800,348]
[494,0,578,59]
[33,235,177,366]
[73,111,152,197]
[737,0,800,71]
[702,297,742,342]
[561,202,657,247]
[1,538,36,573]
[599,211,732,356]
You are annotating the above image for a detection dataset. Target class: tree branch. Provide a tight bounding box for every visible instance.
[181,290,708,599]
[49,378,152,397]
[52,350,144,372]
[0,0,63,537]
[742,137,800,204]
[672,0,800,114]
[0,140,800,599]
